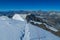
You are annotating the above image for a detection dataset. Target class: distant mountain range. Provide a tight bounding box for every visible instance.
[0,10,60,19]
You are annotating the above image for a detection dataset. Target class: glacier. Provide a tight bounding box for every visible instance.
[0,16,60,40]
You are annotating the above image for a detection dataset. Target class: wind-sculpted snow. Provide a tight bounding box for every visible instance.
[0,16,60,40]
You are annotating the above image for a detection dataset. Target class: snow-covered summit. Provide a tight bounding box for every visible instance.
[12,14,24,21]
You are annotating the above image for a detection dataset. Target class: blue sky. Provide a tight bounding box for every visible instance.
[0,0,60,11]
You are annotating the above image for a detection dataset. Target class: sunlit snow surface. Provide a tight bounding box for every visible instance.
[12,14,24,21]
[0,16,60,40]
[24,23,60,40]
[0,16,25,40]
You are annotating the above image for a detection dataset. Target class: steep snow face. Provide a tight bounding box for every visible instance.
[12,14,24,21]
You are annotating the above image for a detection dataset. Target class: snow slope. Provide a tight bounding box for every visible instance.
[0,16,26,40]
[0,16,60,40]
[24,23,60,40]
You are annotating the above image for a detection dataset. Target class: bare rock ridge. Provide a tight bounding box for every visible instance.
[26,13,60,37]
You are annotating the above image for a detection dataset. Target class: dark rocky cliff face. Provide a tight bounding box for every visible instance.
[26,12,60,37]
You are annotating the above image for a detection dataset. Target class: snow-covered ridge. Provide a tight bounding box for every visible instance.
[0,15,60,40]
[12,14,25,21]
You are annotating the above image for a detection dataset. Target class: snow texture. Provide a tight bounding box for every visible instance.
[0,16,60,40]
[0,16,25,40]
[25,23,60,40]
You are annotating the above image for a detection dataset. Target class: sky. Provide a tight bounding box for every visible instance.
[0,0,60,11]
